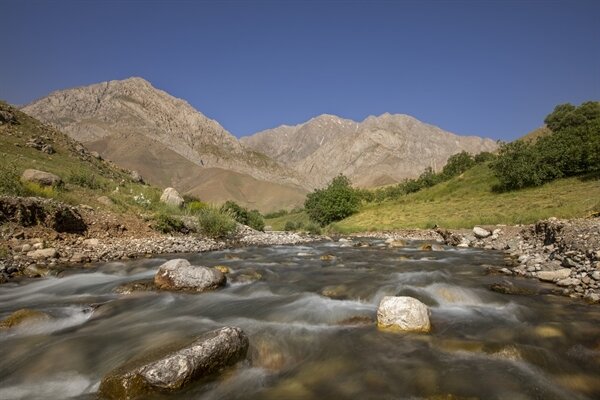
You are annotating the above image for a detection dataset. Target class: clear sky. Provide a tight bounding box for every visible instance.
[1,0,598,140]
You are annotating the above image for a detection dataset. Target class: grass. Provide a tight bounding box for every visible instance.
[265,210,311,231]
[333,163,600,232]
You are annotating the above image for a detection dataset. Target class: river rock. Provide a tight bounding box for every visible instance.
[473,226,491,239]
[376,296,431,333]
[0,308,51,329]
[27,248,58,260]
[114,279,156,295]
[537,268,572,282]
[154,259,226,292]
[388,240,406,248]
[97,326,249,399]
[160,187,184,208]
[557,278,582,287]
[21,169,62,186]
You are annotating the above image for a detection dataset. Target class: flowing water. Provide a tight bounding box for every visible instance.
[1,239,599,400]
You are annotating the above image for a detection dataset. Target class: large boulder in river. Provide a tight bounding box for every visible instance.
[21,169,62,187]
[154,259,226,292]
[98,326,249,399]
[377,296,431,333]
[160,187,184,208]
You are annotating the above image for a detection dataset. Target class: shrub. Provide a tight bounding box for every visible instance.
[304,222,322,235]
[304,174,360,226]
[153,213,185,234]
[197,207,237,239]
[0,164,26,196]
[284,221,296,231]
[22,182,57,198]
[440,151,475,179]
[67,170,105,190]
[220,200,265,231]
[186,200,207,214]
[474,151,496,164]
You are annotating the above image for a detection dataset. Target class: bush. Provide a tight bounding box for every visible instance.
[67,170,105,190]
[304,174,360,226]
[220,200,265,231]
[491,101,600,191]
[440,151,475,179]
[284,221,297,231]
[304,222,322,235]
[186,200,207,214]
[474,151,496,164]
[153,213,185,234]
[0,164,27,196]
[197,207,237,239]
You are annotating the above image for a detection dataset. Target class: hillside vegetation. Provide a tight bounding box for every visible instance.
[332,163,600,232]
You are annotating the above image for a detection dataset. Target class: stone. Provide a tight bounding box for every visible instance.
[431,244,444,251]
[321,284,349,300]
[114,279,156,295]
[557,278,582,287]
[320,254,336,261]
[419,243,433,251]
[130,170,143,183]
[83,238,100,247]
[591,271,600,281]
[537,268,572,282]
[376,296,431,333]
[160,187,184,208]
[21,169,62,186]
[212,265,231,274]
[154,259,226,292]
[388,240,406,248]
[32,242,44,250]
[489,282,536,296]
[21,243,31,252]
[70,253,89,263]
[473,226,491,239]
[97,326,249,399]
[27,248,58,260]
[230,269,262,284]
[90,151,102,159]
[0,308,51,329]
[23,265,51,278]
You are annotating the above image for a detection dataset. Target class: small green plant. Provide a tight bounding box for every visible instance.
[153,213,185,234]
[304,174,360,226]
[197,206,237,239]
[186,200,207,214]
[284,221,297,231]
[67,170,105,190]
[0,164,26,196]
[220,200,265,231]
[264,209,289,219]
[22,182,57,198]
[304,222,322,235]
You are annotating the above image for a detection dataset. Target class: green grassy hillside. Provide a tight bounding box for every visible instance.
[332,163,599,232]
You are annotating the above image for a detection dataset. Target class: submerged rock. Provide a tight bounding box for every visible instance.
[0,308,51,329]
[212,265,231,274]
[98,326,249,399]
[377,296,431,333]
[321,284,349,300]
[114,279,156,295]
[154,259,226,292]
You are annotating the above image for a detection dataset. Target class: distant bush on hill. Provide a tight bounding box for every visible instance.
[220,200,265,231]
[492,101,600,191]
[305,174,360,226]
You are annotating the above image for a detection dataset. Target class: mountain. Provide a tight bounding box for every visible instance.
[22,78,306,212]
[242,113,498,188]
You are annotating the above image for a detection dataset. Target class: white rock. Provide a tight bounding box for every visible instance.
[27,248,58,260]
[21,169,61,186]
[473,227,491,239]
[556,278,581,287]
[160,187,184,208]
[83,238,100,247]
[537,268,572,282]
[154,259,226,292]
[377,296,431,333]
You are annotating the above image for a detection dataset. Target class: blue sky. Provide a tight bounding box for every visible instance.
[1,0,598,140]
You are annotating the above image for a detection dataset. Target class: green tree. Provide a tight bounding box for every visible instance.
[441,151,475,179]
[304,174,360,226]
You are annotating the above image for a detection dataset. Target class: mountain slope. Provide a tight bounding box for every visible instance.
[242,113,498,189]
[22,77,306,211]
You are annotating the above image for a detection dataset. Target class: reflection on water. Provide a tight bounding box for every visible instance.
[1,239,599,400]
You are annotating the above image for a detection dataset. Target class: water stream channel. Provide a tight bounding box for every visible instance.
[1,239,599,399]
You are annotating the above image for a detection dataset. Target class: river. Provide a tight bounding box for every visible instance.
[1,239,599,399]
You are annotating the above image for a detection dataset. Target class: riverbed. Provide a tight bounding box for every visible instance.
[1,239,599,399]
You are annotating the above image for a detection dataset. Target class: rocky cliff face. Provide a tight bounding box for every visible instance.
[23,77,301,187]
[242,113,498,188]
